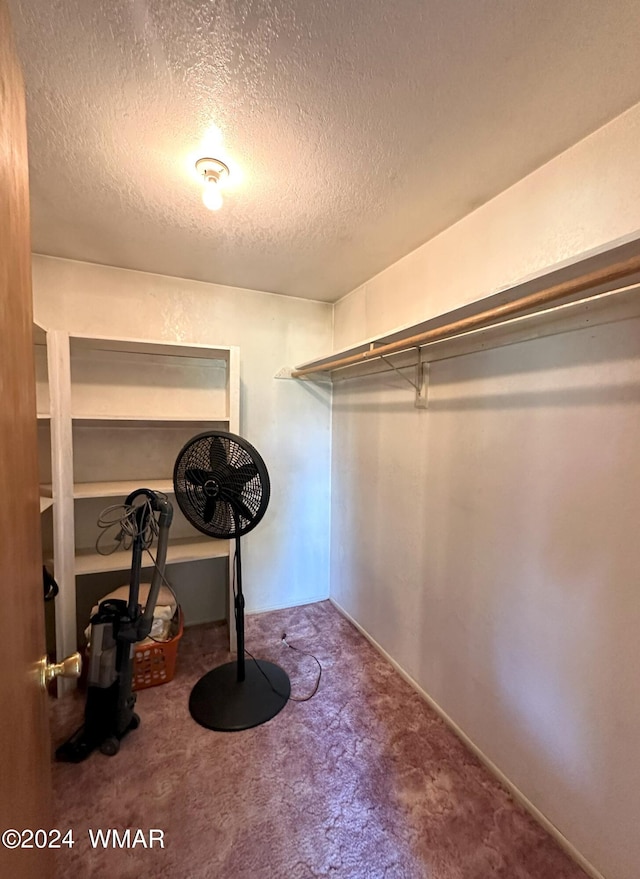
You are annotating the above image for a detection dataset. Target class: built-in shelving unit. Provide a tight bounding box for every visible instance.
[36,328,240,678]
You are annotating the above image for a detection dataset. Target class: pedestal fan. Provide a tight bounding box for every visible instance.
[173,431,290,731]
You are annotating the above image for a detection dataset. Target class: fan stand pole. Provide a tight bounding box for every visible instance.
[187,510,291,732]
[234,532,245,682]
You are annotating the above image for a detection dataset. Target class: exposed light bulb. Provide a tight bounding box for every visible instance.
[196,157,229,211]
[202,179,223,211]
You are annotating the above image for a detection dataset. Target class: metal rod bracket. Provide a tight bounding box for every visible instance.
[380,349,429,407]
[415,357,429,409]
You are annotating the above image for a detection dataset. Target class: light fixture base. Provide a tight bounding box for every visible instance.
[196,157,229,183]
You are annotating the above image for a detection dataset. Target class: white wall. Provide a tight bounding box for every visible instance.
[32,255,333,617]
[331,102,640,879]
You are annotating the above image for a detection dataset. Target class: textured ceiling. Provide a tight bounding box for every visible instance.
[9,0,640,302]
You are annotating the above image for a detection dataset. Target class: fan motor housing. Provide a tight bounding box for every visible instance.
[203,479,220,498]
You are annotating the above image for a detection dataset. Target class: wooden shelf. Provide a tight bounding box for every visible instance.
[74,479,174,499]
[40,496,54,513]
[69,333,233,361]
[295,284,640,382]
[74,536,230,576]
[40,479,175,499]
[71,414,229,428]
[37,413,51,421]
[33,323,47,346]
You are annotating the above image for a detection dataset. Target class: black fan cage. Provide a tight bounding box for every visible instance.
[173,431,270,538]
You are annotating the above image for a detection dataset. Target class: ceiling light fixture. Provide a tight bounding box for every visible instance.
[196,157,230,211]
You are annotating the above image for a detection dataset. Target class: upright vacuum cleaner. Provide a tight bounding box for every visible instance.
[56,489,173,763]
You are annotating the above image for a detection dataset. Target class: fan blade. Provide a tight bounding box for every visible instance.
[209,435,229,469]
[217,501,235,535]
[230,497,255,524]
[231,462,258,487]
[203,497,218,524]
[185,468,212,487]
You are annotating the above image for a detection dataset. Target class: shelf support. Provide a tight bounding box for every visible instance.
[416,357,429,409]
[379,353,421,391]
[379,349,429,408]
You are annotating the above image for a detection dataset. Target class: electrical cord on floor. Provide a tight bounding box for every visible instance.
[244,642,322,703]
[280,635,322,702]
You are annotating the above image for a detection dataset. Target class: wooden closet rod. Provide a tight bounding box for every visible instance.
[292,253,640,378]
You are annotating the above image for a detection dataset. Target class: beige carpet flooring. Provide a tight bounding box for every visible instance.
[50,600,588,879]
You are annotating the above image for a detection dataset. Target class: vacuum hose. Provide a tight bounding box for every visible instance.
[123,488,174,639]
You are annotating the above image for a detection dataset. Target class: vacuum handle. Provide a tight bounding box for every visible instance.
[122,489,174,634]
[141,494,173,626]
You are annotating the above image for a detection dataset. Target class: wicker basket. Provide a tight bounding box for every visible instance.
[132,606,184,691]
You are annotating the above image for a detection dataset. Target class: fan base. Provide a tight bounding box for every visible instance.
[189,659,290,732]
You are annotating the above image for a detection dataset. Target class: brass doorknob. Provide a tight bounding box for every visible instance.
[40,652,82,688]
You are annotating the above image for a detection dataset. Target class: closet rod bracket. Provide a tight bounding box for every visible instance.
[415,349,429,409]
[379,349,429,408]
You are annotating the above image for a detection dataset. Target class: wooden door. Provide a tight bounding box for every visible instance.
[0,2,53,876]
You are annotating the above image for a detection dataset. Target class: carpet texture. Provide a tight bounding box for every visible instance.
[50,600,588,879]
